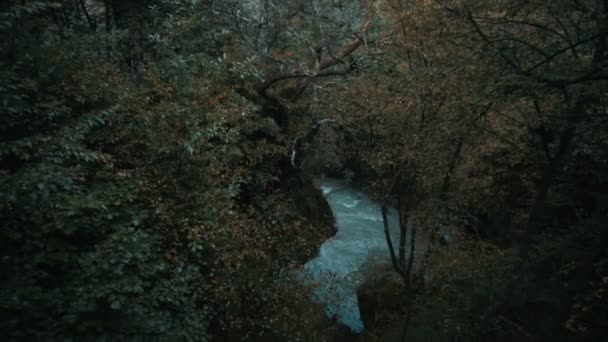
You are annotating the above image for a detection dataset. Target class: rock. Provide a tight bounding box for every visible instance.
[357,269,405,329]
[289,171,335,234]
[437,225,462,246]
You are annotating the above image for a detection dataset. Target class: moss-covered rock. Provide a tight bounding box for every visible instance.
[288,171,336,237]
[357,268,405,330]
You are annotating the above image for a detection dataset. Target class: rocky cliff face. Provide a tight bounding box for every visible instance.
[288,171,337,243]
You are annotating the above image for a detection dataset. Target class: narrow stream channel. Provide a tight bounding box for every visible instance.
[301,177,401,333]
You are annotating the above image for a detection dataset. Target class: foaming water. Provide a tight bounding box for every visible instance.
[302,177,400,333]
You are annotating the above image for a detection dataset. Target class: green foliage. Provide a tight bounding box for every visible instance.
[4,0,605,340]
[0,1,339,340]
[0,13,211,339]
[404,213,608,341]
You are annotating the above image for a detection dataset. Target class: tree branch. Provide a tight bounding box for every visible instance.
[256,0,377,104]
[78,0,96,30]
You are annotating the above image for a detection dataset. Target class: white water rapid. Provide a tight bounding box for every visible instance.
[302,177,401,333]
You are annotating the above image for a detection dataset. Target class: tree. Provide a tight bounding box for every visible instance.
[453,0,608,261]
[314,0,608,339]
[0,1,335,340]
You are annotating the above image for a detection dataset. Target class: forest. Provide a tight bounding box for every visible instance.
[1,0,607,341]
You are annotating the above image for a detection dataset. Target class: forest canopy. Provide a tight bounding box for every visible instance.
[1,0,607,341]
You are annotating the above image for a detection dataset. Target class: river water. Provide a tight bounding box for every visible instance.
[301,177,401,333]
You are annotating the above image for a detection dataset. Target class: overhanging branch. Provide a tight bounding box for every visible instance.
[257,0,377,104]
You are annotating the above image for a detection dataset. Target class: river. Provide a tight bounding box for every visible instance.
[301,177,401,333]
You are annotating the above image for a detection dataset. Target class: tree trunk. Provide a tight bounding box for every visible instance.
[517,97,587,264]
[78,0,96,30]
[103,0,113,32]
[380,165,418,341]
